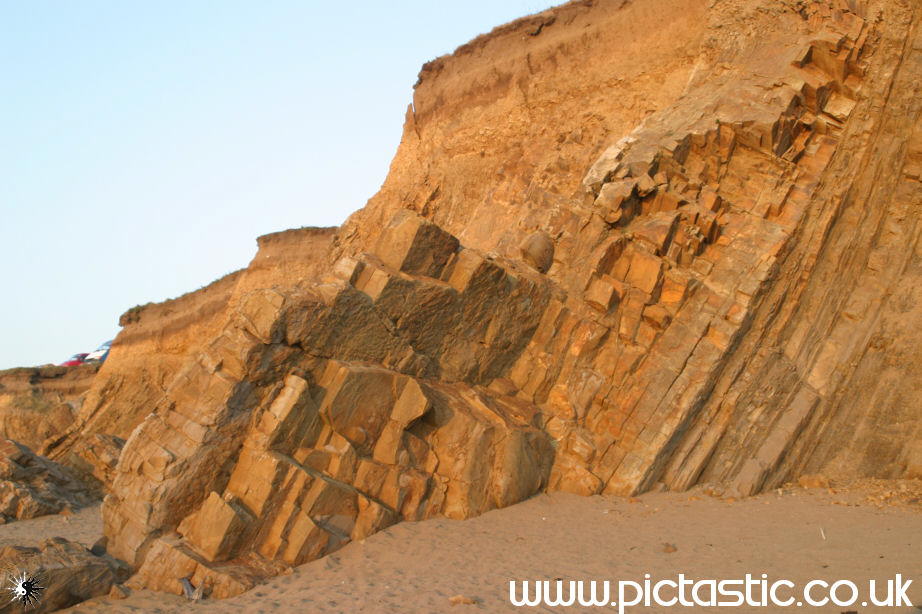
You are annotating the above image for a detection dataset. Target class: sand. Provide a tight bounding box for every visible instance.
[1,486,918,613]
[0,505,102,550]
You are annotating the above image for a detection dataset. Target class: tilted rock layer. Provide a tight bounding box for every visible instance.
[0,440,97,521]
[43,227,335,471]
[44,0,922,598]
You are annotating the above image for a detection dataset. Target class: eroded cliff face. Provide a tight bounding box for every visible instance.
[0,365,98,451]
[42,227,336,477]
[42,0,922,598]
[341,0,708,256]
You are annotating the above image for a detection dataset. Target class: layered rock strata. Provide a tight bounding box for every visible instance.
[0,440,97,521]
[0,365,97,451]
[43,227,336,465]
[34,0,922,598]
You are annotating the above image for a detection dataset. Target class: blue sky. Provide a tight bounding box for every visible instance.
[1,1,558,369]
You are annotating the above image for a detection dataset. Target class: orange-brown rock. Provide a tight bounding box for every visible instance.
[797,474,831,490]
[519,231,555,273]
[28,0,922,599]
[0,537,128,613]
[104,217,554,587]
[0,440,96,521]
[42,227,336,470]
[0,364,97,451]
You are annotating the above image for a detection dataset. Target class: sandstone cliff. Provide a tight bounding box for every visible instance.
[0,365,97,451]
[34,0,922,599]
[43,227,336,474]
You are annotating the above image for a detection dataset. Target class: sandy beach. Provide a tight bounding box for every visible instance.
[0,482,912,613]
[5,1,922,613]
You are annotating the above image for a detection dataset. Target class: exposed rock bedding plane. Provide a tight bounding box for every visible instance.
[13,0,921,600]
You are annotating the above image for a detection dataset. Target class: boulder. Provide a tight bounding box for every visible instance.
[375,210,459,277]
[0,440,97,521]
[0,537,127,613]
[519,231,555,273]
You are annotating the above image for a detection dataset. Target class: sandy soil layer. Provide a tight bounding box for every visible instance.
[0,504,102,550]
[14,486,911,614]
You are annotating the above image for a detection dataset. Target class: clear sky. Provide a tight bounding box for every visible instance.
[1,1,559,369]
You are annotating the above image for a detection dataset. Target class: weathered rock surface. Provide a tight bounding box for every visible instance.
[0,537,128,613]
[0,365,97,451]
[105,217,555,593]
[26,0,922,600]
[42,226,336,470]
[0,440,97,521]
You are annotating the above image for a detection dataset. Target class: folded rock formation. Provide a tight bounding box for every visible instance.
[34,0,922,598]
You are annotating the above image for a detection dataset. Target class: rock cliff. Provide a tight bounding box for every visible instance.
[35,0,922,599]
[0,365,97,451]
[42,227,336,474]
